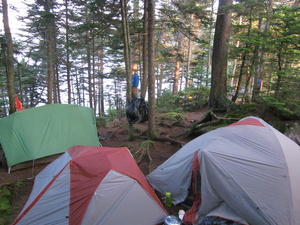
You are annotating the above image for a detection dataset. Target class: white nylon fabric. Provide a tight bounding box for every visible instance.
[14,146,167,225]
[82,170,167,225]
[19,152,71,215]
[147,130,218,204]
[17,165,71,225]
[147,116,300,225]
[271,126,300,224]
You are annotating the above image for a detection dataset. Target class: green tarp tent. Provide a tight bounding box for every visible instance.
[0,104,100,170]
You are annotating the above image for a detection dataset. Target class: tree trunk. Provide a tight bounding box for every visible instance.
[252,16,268,101]
[173,33,183,95]
[65,0,71,104]
[231,49,247,103]
[98,45,105,116]
[205,0,215,88]
[87,34,93,108]
[45,0,54,104]
[121,0,132,105]
[209,0,233,110]
[121,0,134,140]
[185,38,192,89]
[141,0,148,99]
[2,0,16,114]
[275,51,283,98]
[148,0,156,139]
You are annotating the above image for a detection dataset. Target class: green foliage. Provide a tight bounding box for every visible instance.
[157,112,186,127]
[106,107,117,123]
[261,97,300,120]
[0,181,30,225]
[156,89,182,113]
[225,103,261,119]
[156,87,209,113]
[225,96,300,122]
[138,140,154,150]
[178,87,209,112]
[96,117,107,127]
[0,188,12,220]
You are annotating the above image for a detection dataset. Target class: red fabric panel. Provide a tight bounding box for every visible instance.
[67,145,118,159]
[69,147,112,225]
[183,150,201,225]
[69,146,167,225]
[228,118,265,127]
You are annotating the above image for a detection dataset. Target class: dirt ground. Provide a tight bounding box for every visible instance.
[0,109,205,223]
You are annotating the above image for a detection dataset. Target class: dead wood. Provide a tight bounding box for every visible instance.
[154,136,185,147]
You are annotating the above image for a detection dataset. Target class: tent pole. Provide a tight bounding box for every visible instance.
[31,159,35,178]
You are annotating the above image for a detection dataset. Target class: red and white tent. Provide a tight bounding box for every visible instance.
[13,146,167,225]
[147,117,300,225]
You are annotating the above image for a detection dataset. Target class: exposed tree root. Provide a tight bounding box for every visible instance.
[186,109,239,137]
[134,140,154,173]
[154,136,185,147]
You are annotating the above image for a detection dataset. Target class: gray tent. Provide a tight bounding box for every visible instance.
[147,117,300,225]
[13,146,167,225]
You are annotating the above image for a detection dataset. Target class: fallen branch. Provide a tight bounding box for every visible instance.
[154,136,185,147]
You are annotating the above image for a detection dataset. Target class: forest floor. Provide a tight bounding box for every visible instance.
[0,107,207,224]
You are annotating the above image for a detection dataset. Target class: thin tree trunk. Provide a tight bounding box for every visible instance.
[121,0,134,140]
[141,0,148,99]
[99,45,105,116]
[121,0,132,104]
[92,38,97,114]
[252,16,268,101]
[231,49,247,103]
[45,0,54,104]
[206,0,215,88]
[87,36,93,108]
[185,38,192,88]
[148,0,156,139]
[173,33,182,95]
[2,0,16,114]
[275,51,283,98]
[65,0,71,104]
[231,8,253,103]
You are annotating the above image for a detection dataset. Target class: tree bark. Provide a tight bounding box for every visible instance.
[45,0,54,104]
[173,33,183,96]
[121,0,132,105]
[141,0,148,99]
[209,0,233,110]
[121,0,134,140]
[65,0,71,104]
[2,0,16,114]
[148,0,157,139]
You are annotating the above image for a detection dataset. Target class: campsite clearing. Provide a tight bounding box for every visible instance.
[1,108,299,224]
[0,109,202,223]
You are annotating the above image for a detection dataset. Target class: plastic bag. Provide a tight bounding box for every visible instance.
[126,97,148,124]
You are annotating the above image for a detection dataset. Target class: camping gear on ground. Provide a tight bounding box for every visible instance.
[13,145,167,225]
[178,209,185,221]
[126,97,148,124]
[0,104,100,171]
[164,215,182,225]
[199,216,242,225]
[165,192,172,207]
[147,117,300,225]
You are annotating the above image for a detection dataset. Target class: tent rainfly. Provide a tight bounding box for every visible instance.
[0,104,100,170]
[147,117,300,225]
[13,145,168,225]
